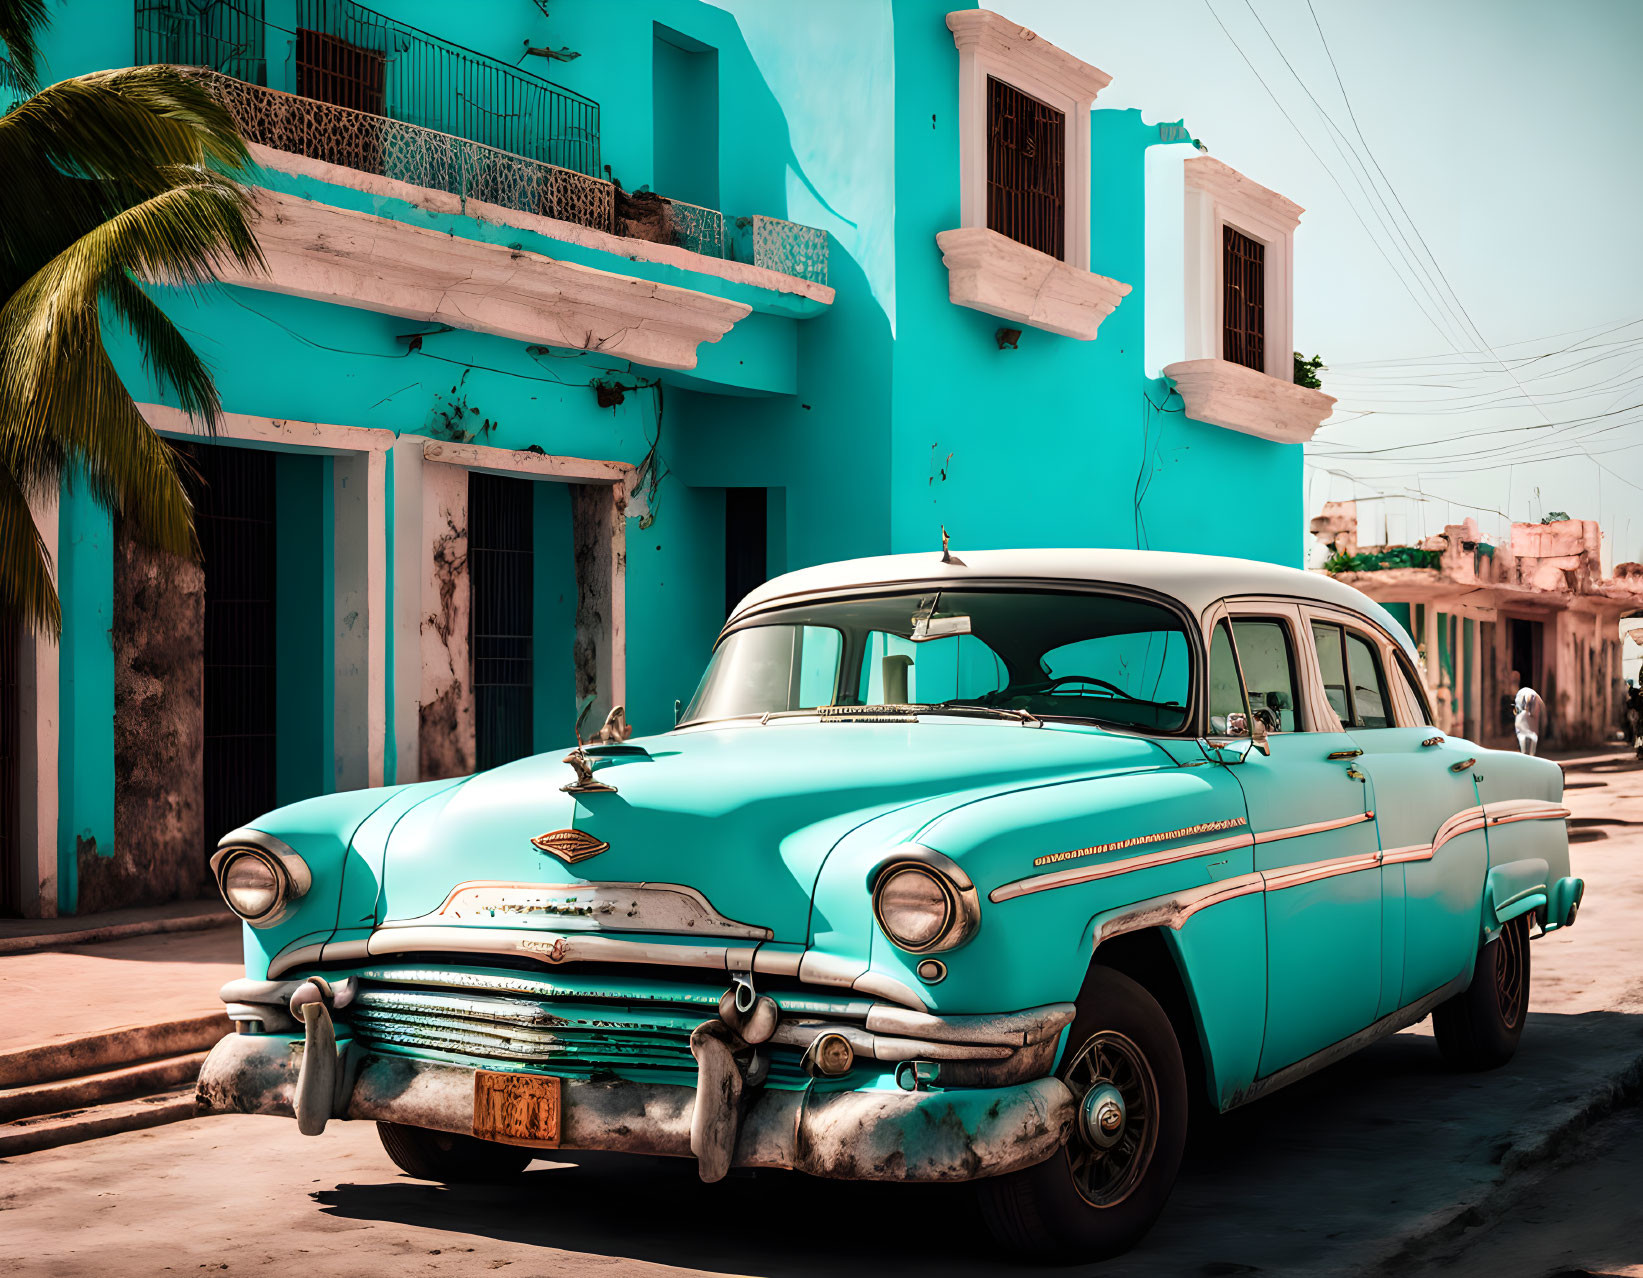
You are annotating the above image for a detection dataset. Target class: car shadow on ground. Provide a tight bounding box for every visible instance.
[311,1010,1643,1277]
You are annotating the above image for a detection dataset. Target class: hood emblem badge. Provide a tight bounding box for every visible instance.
[532,828,610,864]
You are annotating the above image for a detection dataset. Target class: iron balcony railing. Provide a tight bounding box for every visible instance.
[136,3,829,283]
[136,0,601,176]
[197,70,616,233]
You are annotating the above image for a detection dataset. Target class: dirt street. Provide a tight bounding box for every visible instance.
[2,759,1640,1277]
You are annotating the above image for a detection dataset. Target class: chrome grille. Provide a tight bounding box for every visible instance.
[345,982,810,1089]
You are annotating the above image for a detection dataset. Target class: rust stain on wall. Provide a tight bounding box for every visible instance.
[100,528,207,913]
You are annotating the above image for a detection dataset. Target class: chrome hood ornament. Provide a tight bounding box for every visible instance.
[560,698,632,795]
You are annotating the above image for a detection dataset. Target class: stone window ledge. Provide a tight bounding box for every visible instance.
[1163,358,1336,444]
[936,227,1130,341]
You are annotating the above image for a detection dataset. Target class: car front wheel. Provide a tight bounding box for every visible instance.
[376,1121,535,1183]
[1432,913,1531,1070]
[977,967,1188,1263]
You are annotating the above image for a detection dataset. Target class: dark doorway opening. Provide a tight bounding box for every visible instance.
[725,487,767,618]
[0,617,19,916]
[471,472,535,771]
[185,444,279,857]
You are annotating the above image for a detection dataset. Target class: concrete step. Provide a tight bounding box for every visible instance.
[0,1051,209,1123]
[0,1085,199,1158]
[0,1015,228,1090]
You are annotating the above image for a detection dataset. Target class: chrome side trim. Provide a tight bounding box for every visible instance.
[1089,873,1267,946]
[991,810,1372,904]
[376,880,773,941]
[1250,810,1376,843]
[990,831,1255,903]
[1262,850,1383,893]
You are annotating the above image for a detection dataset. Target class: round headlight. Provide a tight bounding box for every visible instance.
[221,851,282,921]
[873,864,957,951]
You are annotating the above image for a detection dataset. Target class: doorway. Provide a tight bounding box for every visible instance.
[470,472,535,770]
[187,444,279,854]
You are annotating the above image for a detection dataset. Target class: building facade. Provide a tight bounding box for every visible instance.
[3,0,1334,917]
[1313,501,1643,751]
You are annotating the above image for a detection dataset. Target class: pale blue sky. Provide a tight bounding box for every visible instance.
[1016,0,1643,561]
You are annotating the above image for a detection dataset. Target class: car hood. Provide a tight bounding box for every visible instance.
[378,718,1180,944]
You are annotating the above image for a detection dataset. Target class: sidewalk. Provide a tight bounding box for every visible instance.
[0,899,235,955]
[0,926,241,1054]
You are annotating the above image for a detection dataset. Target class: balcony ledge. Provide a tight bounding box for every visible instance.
[936,227,1129,340]
[1163,358,1337,444]
[229,189,750,372]
[248,143,834,309]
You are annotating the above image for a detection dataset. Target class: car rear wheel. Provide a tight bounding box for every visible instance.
[977,967,1188,1263]
[1432,914,1531,1070]
[376,1121,534,1182]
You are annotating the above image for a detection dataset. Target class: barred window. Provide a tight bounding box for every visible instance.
[986,76,1065,260]
[1222,225,1266,371]
[296,28,384,115]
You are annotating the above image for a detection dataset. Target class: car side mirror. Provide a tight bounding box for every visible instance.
[1248,707,1271,755]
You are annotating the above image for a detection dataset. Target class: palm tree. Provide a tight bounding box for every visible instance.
[0,0,263,636]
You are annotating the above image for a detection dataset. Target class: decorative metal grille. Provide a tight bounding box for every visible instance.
[198,70,616,233]
[0,617,19,916]
[470,473,534,772]
[137,0,602,177]
[182,443,279,857]
[1222,225,1266,372]
[986,75,1065,260]
[660,197,725,259]
[736,215,829,285]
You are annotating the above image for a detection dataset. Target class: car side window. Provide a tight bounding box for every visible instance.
[1390,649,1436,727]
[1342,631,1392,729]
[1229,618,1299,732]
[1208,621,1248,735]
[1311,621,1352,722]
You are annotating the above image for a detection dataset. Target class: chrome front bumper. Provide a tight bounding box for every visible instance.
[197,1031,1075,1182]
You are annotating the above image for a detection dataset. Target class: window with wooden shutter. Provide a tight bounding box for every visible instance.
[986,76,1065,260]
[1222,225,1266,371]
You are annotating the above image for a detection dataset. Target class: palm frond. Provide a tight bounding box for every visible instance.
[0,456,59,636]
[0,66,258,283]
[106,273,221,423]
[0,179,259,558]
[0,0,48,97]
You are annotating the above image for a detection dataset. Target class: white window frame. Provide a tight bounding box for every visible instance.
[1182,156,1301,381]
[948,9,1111,271]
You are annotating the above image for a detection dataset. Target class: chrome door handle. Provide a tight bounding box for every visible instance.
[1449,757,1477,773]
[1328,748,1363,760]
[1421,736,1445,748]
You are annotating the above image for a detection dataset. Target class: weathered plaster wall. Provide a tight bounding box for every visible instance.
[418,462,472,781]
[107,530,206,911]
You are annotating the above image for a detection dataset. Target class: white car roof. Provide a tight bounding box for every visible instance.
[727,548,1417,657]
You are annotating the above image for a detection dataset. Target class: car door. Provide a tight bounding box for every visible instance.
[1307,611,1489,1015]
[1206,602,1383,1076]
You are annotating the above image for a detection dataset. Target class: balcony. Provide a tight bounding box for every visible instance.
[134,0,828,285]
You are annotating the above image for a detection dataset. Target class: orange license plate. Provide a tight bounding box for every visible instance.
[472,1070,561,1148]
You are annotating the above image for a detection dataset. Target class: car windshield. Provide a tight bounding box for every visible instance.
[682,588,1193,733]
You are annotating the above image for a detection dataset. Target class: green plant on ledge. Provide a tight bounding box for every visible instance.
[1294,351,1326,389]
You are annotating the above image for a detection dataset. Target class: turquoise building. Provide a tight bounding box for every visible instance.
[1,0,1336,917]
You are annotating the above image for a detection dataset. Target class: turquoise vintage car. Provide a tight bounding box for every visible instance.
[197,550,1582,1260]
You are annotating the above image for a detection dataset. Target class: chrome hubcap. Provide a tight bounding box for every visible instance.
[1062,1030,1158,1207]
[1080,1083,1127,1150]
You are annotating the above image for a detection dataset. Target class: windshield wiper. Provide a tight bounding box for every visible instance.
[924,703,1042,728]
